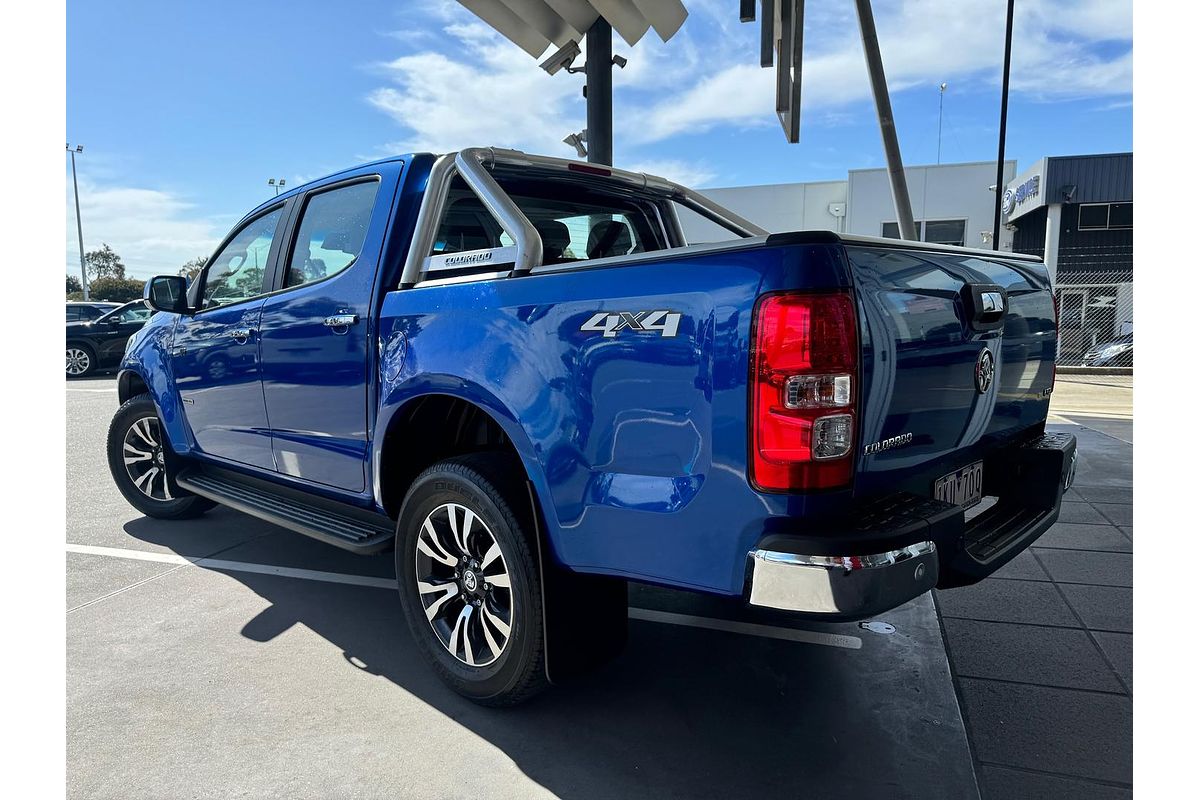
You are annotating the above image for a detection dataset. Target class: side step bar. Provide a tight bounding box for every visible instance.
[176,467,395,554]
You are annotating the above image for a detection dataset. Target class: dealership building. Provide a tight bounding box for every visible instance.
[682,151,1133,365]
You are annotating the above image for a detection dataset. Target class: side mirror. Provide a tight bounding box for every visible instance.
[145,275,189,314]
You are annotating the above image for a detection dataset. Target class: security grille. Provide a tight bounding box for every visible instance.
[1051,245,1133,368]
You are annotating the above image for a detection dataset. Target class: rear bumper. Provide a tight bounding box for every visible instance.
[744,432,1077,619]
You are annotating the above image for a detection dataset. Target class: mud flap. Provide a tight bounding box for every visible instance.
[527,483,628,684]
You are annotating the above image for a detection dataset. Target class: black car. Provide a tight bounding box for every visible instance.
[66,301,120,322]
[1082,332,1134,367]
[66,300,152,377]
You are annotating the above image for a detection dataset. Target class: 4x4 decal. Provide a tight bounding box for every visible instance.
[580,310,682,338]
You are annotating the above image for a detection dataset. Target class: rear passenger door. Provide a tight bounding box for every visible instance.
[258,168,399,493]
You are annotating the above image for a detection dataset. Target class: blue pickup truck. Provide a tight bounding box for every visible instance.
[108,147,1075,705]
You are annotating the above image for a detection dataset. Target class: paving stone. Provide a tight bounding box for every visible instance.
[1059,584,1132,633]
[991,549,1049,581]
[942,618,1124,692]
[937,579,1078,627]
[1057,502,1109,525]
[1071,486,1132,505]
[1119,526,1132,539]
[1033,549,1131,587]
[959,679,1132,784]
[1093,503,1133,527]
[978,765,1131,800]
[1092,631,1132,690]
[1036,523,1131,553]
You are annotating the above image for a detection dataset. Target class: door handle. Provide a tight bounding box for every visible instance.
[229,327,254,342]
[323,313,359,328]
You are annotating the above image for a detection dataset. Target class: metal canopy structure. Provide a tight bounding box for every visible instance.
[458,1,688,57]
[458,0,920,242]
[458,1,688,166]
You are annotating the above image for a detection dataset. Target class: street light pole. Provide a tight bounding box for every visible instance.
[67,143,89,300]
[992,0,1015,251]
[937,82,948,165]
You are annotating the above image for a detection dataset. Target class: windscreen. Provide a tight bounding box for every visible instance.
[430,176,668,265]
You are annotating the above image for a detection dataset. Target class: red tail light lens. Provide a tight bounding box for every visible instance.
[750,291,858,491]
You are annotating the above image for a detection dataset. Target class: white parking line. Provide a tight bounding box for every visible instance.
[67,543,862,650]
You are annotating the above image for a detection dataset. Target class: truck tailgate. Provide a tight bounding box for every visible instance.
[846,244,1057,499]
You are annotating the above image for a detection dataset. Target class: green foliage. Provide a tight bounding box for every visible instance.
[85,243,126,281]
[66,291,84,302]
[66,274,82,294]
[88,276,146,303]
[178,255,208,281]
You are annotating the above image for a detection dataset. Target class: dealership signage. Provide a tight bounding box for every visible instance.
[1002,159,1047,222]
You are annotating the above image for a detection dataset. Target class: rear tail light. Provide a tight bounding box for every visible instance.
[750,291,858,492]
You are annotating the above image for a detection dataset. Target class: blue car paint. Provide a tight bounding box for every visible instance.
[123,153,1057,598]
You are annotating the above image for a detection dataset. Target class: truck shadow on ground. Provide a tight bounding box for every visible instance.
[122,516,973,800]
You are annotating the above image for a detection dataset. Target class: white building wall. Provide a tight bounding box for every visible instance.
[677,180,847,243]
[845,161,1017,250]
[679,161,1017,250]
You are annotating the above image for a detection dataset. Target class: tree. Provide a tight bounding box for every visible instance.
[178,256,207,282]
[88,276,146,303]
[66,274,82,294]
[85,243,126,281]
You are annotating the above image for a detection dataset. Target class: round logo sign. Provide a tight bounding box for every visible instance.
[1001,188,1015,216]
[975,348,995,394]
[462,570,479,593]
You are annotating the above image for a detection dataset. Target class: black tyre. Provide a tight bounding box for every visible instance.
[106,394,214,519]
[66,343,96,378]
[396,453,548,707]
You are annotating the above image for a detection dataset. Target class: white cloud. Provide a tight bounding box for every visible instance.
[367,20,584,155]
[633,0,1133,143]
[369,0,1129,177]
[65,180,222,280]
[624,158,717,188]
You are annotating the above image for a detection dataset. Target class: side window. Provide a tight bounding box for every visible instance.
[67,307,80,322]
[202,208,283,309]
[115,304,151,324]
[284,180,380,289]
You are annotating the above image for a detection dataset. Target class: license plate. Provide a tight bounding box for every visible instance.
[934,461,984,509]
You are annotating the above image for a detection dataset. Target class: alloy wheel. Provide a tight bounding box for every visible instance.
[66,347,91,376]
[414,502,513,667]
[122,416,173,501]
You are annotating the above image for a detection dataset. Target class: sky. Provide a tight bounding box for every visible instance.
[66,0,1132,280]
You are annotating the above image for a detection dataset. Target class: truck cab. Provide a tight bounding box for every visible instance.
[110,147,1075,706]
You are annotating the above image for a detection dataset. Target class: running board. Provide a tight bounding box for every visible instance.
[175,468,395,554]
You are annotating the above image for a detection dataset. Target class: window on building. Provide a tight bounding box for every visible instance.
[1109,203,1133,229]
[923,219,967,247]
[1078,204,1110,229]
[881,219,965,246]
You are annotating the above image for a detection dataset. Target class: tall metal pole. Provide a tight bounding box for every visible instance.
[992,0,1015,251]
[937,82,947,164]
[585,18,613,166]
[853,0,917,240]
[67,144,89,300]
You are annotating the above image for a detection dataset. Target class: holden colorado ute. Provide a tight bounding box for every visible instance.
[108,147,1076,706]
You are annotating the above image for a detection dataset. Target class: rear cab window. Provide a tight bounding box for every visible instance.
[429,176,668,267]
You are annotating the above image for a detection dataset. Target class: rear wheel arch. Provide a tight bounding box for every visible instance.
[376,393,556,552]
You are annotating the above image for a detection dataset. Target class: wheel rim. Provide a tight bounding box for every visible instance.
[414,502,513,667]
[122,415,173,502]
[66,347,90,375]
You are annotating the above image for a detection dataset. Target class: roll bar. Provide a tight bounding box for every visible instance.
[399,147,768,287]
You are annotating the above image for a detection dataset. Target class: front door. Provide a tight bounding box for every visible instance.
[259,176,388,492]
[173,205,286,471]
